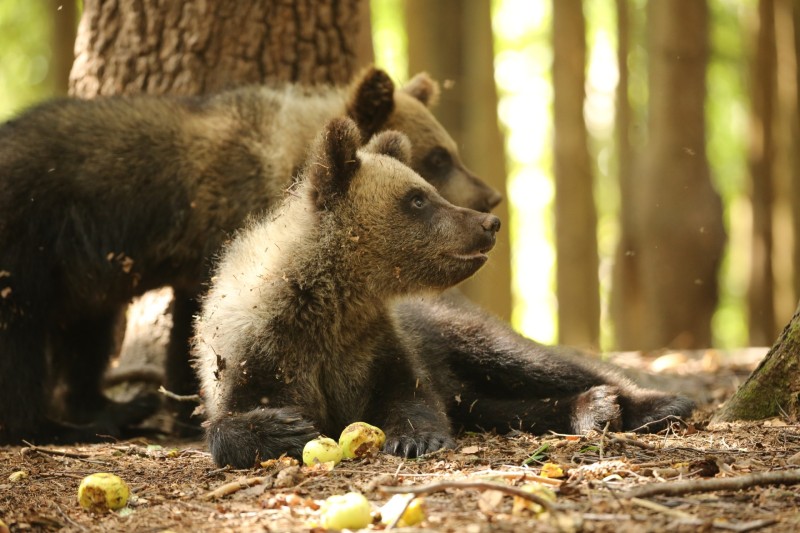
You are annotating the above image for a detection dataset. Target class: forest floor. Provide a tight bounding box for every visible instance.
[2,349,800,533]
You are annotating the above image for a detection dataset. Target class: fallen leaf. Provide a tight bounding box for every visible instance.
[461,445,481,455]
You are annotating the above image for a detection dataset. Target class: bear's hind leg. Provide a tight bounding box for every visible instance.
[0,318,50,443]
[165,290,202,435]
[53,310,159,435]
[449,385,624,436]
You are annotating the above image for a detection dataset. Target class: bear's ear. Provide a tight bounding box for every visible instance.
[346,67,396,141]
[309,117,362,210]
[364,131,411,166]
[402,72,440,107]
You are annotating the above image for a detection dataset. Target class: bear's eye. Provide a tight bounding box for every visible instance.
[411,194,426,209]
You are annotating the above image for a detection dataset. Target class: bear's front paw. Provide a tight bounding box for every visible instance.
[571,385,622,434]
[383,432,455,458]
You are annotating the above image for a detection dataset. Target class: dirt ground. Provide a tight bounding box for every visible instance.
[2,349,800,533]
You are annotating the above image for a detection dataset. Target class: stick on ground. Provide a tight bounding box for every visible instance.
[625,468,800,499]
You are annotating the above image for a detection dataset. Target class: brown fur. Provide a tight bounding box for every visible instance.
[0,67,500,444]
[193,118,501,468]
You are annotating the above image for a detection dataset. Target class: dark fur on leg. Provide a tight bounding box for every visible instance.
[395,294,695,436]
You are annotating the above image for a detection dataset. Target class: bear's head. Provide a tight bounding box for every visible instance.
[346,68,502,214]
[308,117,500,296]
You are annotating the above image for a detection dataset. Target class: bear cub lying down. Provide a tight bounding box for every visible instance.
[194,118,694,469]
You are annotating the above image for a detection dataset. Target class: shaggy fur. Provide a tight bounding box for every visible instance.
[194,118,502,468]
[0,67,500,444]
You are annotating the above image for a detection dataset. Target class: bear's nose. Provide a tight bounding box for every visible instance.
[482,215,501,233]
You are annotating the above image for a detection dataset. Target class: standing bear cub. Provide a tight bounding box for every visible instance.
[194,118,502,468]
[0,67,500,444]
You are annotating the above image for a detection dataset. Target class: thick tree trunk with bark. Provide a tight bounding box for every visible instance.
[713,300,800,421]
[405,0,512,322]
[633,0,725,350]
[552,0,600,349]
[70,0,367,97]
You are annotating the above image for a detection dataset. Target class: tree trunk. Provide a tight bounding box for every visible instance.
[70,0,368,97]
[552,0,600,349]
[793,0,800,303]
[713,299,800,421]
[610,0,645,350]
[633,0,725,350]
[747,0,777,347]
[404,0,512,322]
[50,0,78,95]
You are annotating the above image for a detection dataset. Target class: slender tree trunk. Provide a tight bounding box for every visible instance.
[70,0,368,97]
[771,0,799,331]
[50,0,78,96]
[610,0,644,350]
[747,0,777,346]
[713,299,800,421]
[793,0,800,302]
[552,0,600,349]
[405,0,512,322]
[634,0,725,350]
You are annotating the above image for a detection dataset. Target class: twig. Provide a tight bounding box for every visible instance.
[21,441,110,466]
[204,465,232,478]
[385,494,415,531]
[713,518,778,532]
[52,502,86,531]
[625,468,800,499]
[21,441,94,459]
[631,497,697,520]
[470,469,563,486]
[202,476,270,500]
[629,415,686,434]
[158,385,202,403]
[609,435,655,450]
[380,480,557,512]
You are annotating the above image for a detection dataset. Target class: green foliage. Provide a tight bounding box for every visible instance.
[370,0,408,81]
[0,0,55,120]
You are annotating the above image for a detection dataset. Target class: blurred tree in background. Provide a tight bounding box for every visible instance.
[1,0,798,355]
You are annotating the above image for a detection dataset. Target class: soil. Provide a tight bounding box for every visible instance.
[2,349,799,533]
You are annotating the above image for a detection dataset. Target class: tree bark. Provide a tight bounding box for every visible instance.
[747,0,777,347]
[713,299,800,421]
[633,0,725,350]
[793,0,800,304]
[70,0,367,97]
[405,0,512,322]
[552,0,600,349]
[50,0,78,95]
[610,0,645,350]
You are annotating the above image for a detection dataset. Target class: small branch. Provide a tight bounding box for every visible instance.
[625,468,800,499]
[158,386,202,403]
[52,502,87,531]
[202,476,269,500]
[21,441,94,459]
[609,435,655,450]
[21,441,110,466]
[380,480,557,512]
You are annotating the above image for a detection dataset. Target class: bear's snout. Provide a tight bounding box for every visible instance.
[481,214,501,234]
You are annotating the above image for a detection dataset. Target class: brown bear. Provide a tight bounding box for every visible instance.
[193,118,694,469]
[193,117,501,468]
[0,67,500,444]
